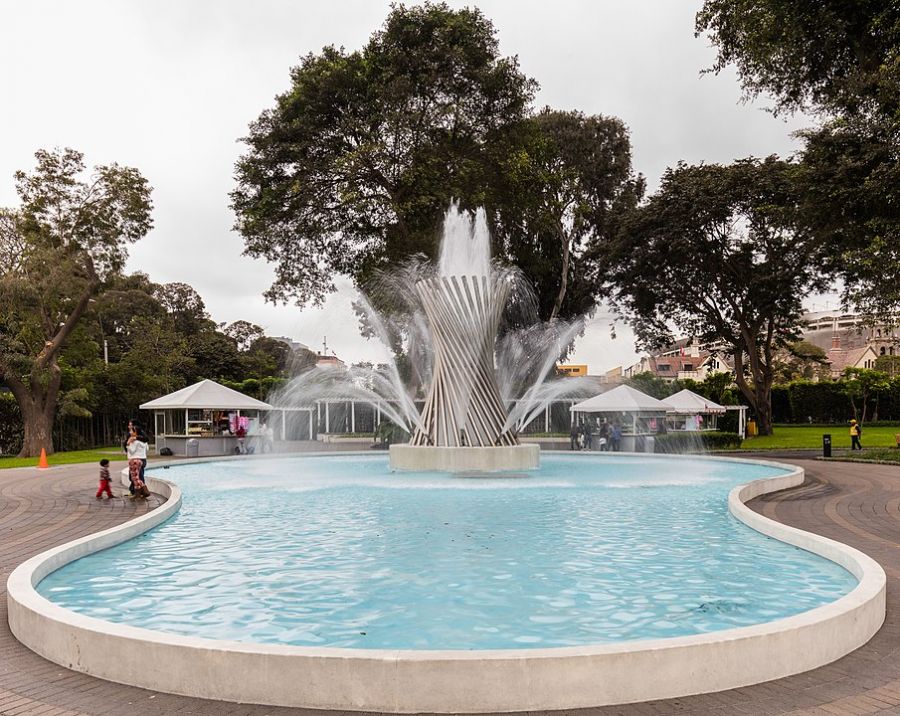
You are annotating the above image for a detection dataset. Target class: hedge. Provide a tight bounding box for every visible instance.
[654,432,743,453]
[771,379,900,423]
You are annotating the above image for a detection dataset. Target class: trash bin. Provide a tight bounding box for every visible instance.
[644,435,655,453]
[186,438,199,458]
[822,434,832,458]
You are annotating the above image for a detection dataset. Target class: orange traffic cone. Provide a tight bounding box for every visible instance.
[37,448,50,469]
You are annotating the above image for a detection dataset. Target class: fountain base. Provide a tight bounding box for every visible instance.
[389,444,540,472]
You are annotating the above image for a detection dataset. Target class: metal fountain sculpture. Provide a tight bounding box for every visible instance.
[388,208,539,471]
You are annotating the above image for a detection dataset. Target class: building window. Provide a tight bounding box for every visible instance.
[881,347,886,355]
[658,364,670,371]
[683,363,693,371]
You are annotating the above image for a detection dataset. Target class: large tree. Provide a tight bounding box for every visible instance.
[0,148,153,456]
[491,109,644,322]
[696,1,900,318]
[231,2,536,307]
[607,157,830,435]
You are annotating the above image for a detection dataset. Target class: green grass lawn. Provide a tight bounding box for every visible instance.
[0,447,126,470]
[743,425,900,450]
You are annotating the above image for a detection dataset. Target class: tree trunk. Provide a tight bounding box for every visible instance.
[731,345,775,436]
[7,363,61,458]
[18,400,55,457]
[549,226,570,322]
[754,382,774,436]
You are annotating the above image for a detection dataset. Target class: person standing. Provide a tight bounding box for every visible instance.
[850,419,862,450]
[126,426,150,498]
[598,420,609,451]
[122,420,137,495]
[583,420,594,451]
[570,422,579,451]
[123,419,150,495]
[611,422,622,452]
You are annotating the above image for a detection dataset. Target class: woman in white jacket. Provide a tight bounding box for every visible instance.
[126,426,149,499]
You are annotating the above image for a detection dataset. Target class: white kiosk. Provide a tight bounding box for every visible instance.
[142,379,273,457]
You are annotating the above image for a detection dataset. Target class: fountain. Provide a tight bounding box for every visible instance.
[271,203,588,471]
[389,207,540,471]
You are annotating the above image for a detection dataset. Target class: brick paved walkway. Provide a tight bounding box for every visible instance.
[1,458,898,716]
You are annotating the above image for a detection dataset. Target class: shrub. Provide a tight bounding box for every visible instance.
[0,392,24,456]
[654,431,743,453]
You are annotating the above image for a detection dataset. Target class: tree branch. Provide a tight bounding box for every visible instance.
[34,252,99,371]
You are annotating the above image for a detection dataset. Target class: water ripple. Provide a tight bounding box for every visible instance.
[36,455,856,649]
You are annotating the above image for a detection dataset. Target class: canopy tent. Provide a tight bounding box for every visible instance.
[142,380,273,457]
[570,385,673,452]
[661,389,726,415]
[569,384,673,415]
[140,379,272,411]
[661,388,739,433]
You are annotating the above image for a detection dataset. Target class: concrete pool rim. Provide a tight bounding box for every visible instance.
[6,452,887,713]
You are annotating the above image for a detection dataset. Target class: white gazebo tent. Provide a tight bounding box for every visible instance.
[141,379,273,457]
[570,385,673,452]
[662,389,726,431]
[661,389,747,436]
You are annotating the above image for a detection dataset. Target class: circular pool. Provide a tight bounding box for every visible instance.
[38,454,854,648]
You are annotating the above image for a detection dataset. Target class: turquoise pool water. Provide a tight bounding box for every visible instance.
[37,454,856,649]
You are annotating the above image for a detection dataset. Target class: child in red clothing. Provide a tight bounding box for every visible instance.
[96,458,115,500]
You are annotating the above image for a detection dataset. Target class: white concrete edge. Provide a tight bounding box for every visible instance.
[6,454,887,713]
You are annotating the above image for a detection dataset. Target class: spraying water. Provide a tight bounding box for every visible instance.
[438,204,491,278]
[270,204,592,442]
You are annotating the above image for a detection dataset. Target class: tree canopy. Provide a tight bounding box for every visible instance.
[232,2,643,332]
[0,147,310,455]
[696,0,900,119]
[697,1,900,320]
[232,2,536,307]
[491,109,644,322]
[607,157,831,434]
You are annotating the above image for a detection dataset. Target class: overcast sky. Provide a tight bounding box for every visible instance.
[1,1,820,372]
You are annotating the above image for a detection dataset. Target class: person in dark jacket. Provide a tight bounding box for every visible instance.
[582,420,594,450]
